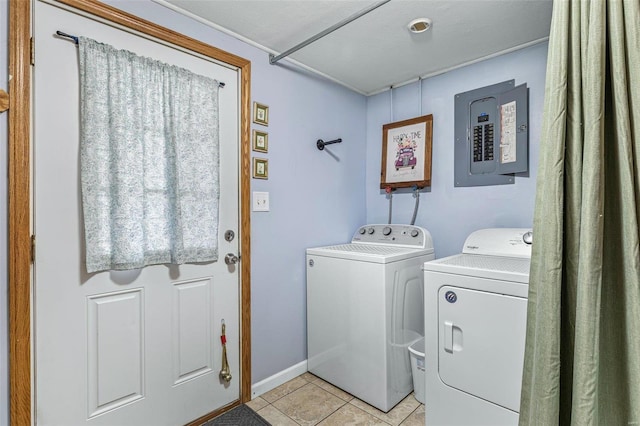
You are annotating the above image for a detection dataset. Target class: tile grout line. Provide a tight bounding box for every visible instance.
[256,401,296,425]
[346,400,395,426]
[398,404,420,426]
[252,373,423,425]
[308,380,350,426]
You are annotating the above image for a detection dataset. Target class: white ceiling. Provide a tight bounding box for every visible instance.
[156,0,553,95]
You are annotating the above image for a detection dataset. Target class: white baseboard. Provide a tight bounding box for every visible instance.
[250,360,308,399]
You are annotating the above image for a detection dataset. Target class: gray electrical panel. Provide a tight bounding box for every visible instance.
[454,80,529,187]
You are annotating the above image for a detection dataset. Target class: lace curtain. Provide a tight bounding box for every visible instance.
[78,37,221,273]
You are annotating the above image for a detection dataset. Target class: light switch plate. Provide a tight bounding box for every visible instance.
[253,191,270,212]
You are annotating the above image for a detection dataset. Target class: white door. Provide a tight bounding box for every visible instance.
[33,2,241,425]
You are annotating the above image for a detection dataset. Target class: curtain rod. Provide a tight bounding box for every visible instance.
[56,30,79,45]
[54,30,225,87]
[269,0,391,65]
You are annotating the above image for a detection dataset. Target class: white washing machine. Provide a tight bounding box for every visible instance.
[307,224,435,412]
[423,228,532,426]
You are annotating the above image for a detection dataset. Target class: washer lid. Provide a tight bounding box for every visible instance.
[307,243,434,263]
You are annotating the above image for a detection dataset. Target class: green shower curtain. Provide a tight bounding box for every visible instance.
[519,0,640,424]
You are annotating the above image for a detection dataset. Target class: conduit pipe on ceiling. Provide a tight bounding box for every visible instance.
[269,0,391,65]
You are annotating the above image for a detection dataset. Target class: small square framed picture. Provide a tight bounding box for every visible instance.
[253,102,269,126]
[252,130,269,153]
[252,157,268,179]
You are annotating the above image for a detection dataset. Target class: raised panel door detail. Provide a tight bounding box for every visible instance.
[173,278,213,385]
[87,289,145,417]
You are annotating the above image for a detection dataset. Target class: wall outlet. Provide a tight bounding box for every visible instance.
[253,191,270,212]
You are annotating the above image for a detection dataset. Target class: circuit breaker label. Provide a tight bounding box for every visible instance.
[500,101,517,164]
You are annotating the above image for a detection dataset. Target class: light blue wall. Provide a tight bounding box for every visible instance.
[366,43,549,257]
[1,1,550,413]
[1,0,9,423]
[76,0,369,383]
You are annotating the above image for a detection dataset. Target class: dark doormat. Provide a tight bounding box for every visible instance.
[202,404,271,426]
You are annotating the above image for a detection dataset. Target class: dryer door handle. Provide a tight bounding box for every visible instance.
[443,321,463,353]
[444,321,453,353]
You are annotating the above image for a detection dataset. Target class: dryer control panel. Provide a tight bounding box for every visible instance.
[351,224,433,249]
[462,228,532,258]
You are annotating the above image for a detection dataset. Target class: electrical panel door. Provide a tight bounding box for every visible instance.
[496,84,529,175]
[454,80,529,187]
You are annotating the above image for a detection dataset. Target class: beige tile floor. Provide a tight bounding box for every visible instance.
[246,372,424,426]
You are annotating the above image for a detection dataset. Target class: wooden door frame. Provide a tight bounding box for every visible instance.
[8,1,252,425]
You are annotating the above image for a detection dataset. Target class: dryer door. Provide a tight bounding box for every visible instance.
[437,286,527,412]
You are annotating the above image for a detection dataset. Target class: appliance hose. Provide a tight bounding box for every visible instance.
[386,186,393,224]
[410,188,420,225]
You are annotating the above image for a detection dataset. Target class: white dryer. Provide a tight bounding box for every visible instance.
[307,224,435,412]
[423,228,532,426]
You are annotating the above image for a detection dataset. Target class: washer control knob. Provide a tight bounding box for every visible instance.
[410,229,420,237]
[523,231,533,245]
[382,227,392,236]
[367,227,375,235]
[359,228,366,235]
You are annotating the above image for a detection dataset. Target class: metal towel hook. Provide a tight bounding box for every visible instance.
[317,138,342,151]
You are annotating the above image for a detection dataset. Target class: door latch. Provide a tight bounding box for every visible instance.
[224,253,239,265]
